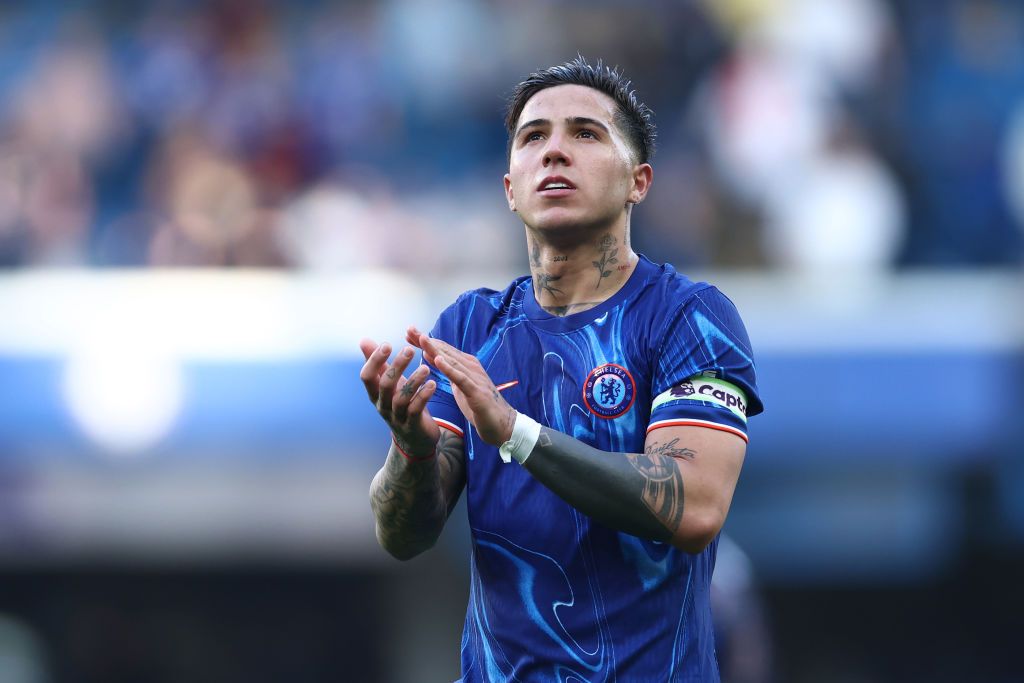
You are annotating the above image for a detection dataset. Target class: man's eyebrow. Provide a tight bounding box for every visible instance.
[515,118,548,137]
[515,116,612,139]
[567,117,610,133]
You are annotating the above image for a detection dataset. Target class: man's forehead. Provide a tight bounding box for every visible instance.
[516,84,618,127]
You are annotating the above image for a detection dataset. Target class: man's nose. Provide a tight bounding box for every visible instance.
[542,133,570,166]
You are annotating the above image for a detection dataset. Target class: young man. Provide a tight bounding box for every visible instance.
[361,57,763,682]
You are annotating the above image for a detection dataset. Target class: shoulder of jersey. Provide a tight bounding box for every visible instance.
[647,262,713,307]
[454,276,528,314]
[442,278,529,345]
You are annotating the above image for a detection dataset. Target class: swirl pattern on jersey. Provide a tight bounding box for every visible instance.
[426,257,762,682]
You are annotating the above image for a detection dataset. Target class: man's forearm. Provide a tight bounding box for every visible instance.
[522,427,694,545]
[369,430,459,560]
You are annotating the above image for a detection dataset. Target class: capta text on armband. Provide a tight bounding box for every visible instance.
[652,376,748,421]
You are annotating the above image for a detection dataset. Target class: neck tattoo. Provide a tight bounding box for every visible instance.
[592,234,619,290]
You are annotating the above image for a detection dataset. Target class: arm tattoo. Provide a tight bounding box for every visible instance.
[436,430,467,515]
[644,438,696,460]
[369,429,465,558]
[625,440,694,534]
[524,427,693,544]
[592,234,619,290]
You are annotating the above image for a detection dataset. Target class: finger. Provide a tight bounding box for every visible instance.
[435,354,474,391]
[423,335,450,354]
[390,345,417,377]
[420,345,438,368]
[358,342,392,402]
[406,326,426,349]
[411,329,438,357]
[379,346,416,408]
[358,338,378,361]
[419,336,451,365]
[428,337,480,369]
[406,379,437,416]
[393,364,430,422]
[433,346,478,379]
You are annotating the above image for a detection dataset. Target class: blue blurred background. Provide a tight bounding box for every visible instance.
[0,0,1021,681]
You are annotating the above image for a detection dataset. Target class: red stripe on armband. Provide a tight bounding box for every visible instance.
[433,418,465,438]
[646,419,749,443]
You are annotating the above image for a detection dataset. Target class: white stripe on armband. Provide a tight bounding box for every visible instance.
[498,412,541,464]
[433,418,465,438]
[651,376,748,423]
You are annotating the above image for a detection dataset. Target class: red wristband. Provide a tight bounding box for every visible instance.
[392,435,436,462]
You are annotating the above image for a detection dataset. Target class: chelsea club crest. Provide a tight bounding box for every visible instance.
[583,363,636,419]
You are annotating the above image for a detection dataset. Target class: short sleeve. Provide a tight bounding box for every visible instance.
[424,298,470,438]
[648,286,763,442]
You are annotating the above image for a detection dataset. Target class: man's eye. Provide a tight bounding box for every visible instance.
[578,130,597,139]
[525,132,544,142]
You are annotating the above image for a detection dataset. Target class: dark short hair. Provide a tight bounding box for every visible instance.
[505,56,656,164]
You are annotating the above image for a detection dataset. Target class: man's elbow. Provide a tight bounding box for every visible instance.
[375,527,437,561]
[671,509,725,554]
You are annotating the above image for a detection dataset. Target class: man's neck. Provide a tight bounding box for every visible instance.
[526,227,638,317]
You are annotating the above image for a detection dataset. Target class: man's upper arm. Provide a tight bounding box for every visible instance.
[642,286,763,550]
[643,370,752,551]
[639,424,745,551]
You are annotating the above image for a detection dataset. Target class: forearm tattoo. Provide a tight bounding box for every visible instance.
[369,429,465,556]
[626,439,695,535]
[436,430,467,516]
[524,428,695,543]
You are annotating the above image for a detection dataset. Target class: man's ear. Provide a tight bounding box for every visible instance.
[627,163,653,204]
[504,174,516,211]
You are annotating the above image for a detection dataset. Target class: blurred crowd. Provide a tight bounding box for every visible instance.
[0,0,1022,274]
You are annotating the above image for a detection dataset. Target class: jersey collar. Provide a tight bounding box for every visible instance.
[521,254,660,333]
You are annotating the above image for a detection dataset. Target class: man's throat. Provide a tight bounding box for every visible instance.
[529,233,636,317]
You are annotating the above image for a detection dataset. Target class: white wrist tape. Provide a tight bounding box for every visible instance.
[498,412,541,464]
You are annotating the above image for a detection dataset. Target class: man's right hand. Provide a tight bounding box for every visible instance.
[359,339,440,459]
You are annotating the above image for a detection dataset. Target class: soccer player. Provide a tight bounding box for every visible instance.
[361,57,763,682]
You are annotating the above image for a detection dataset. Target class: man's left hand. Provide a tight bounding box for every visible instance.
[406,326,516,446]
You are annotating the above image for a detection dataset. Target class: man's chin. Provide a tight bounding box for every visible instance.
[526,212,615,239]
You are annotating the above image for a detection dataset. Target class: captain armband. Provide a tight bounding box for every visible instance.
[651,375,748,424]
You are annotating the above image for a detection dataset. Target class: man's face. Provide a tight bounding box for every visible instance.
[504,84,651,236]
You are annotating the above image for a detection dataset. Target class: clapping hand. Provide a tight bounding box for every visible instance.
[406,326,516,447]
[358,338,440,458]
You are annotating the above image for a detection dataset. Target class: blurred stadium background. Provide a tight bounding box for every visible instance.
[0,0,1021,681]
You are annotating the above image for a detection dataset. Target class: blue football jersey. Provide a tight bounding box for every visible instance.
[426,255,763,683]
